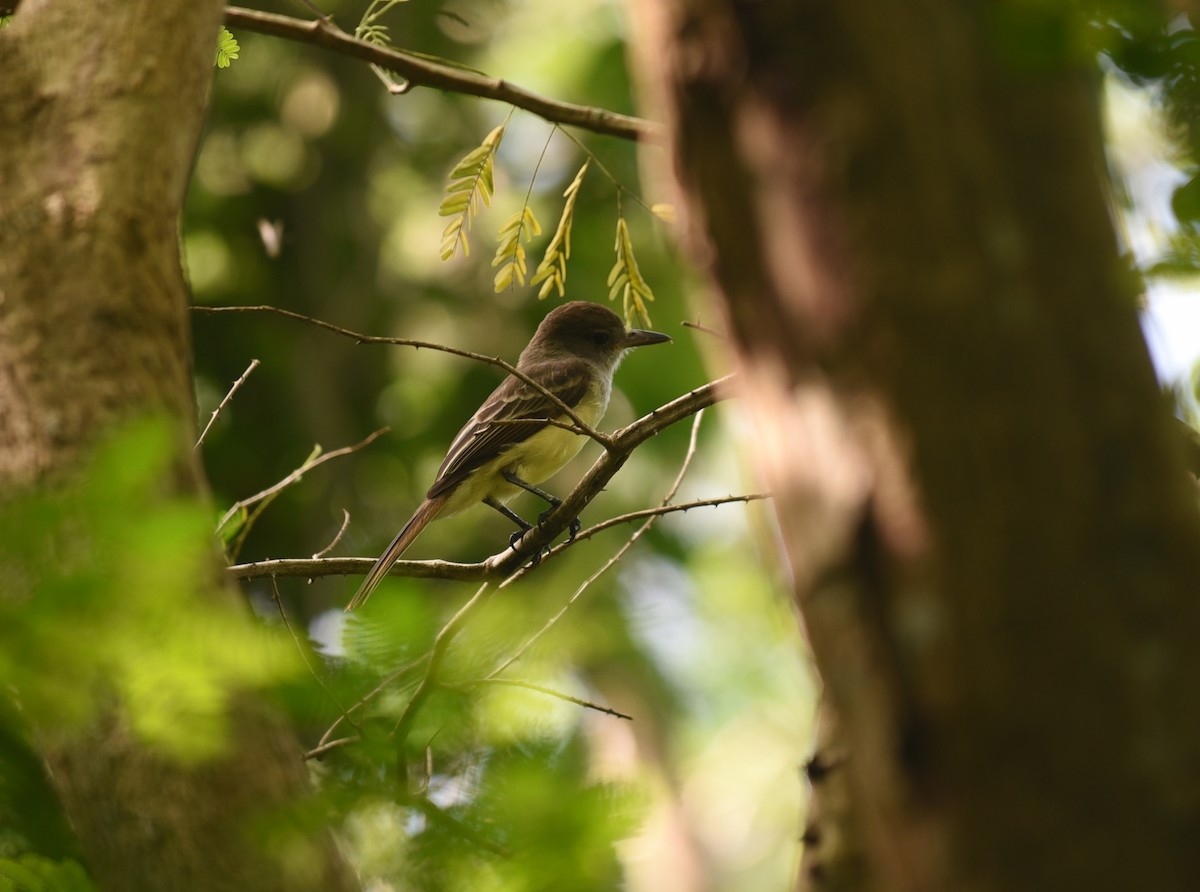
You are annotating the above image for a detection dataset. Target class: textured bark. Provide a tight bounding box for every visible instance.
[0,3,353,888]
[797,701,865,892]
[631,2,1200,891]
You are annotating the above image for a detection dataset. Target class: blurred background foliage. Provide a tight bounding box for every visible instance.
[8,0,1200,889]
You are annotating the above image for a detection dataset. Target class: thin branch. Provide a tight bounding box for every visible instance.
[196,358,259,448]
[313,509,351,559]
[488,409,708,676]
[681,318,726,339]
[223,7,660,143]
[410,796,511,857]
[194,304,609,447]
[449,677,633,721]
[392,582,493,744]
[496,377,732,570]
[304,735,362,760]
[545,492,770,550]
[307,654,428,760]
[217,427,389,534]
[269,577,359,733]
[232,555,485,582]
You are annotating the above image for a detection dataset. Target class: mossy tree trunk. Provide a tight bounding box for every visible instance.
[0,3,353,889]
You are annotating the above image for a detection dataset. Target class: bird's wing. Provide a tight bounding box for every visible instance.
[426,359,592,499]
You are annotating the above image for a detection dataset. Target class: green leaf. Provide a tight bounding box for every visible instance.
[607,216,656,327]
[492,207,542,292]
[214,27,240,69]
[438,125,505,261]
[532,161,589,300]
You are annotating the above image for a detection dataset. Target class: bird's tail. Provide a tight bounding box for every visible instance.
[345,496,447,611]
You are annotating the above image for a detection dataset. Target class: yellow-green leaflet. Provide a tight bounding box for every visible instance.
[439,124,505,260]
[532,160,589,300]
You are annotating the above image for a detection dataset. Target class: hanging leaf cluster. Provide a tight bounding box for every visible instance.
[439,124,506,261]
[434,126,662,326]
[214,27,240,69]
[492,207,543,292]
[531,161,589,300]
[608,216,656,327]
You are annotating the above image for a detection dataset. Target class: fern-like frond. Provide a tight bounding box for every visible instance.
[607,216,656,327]
[439,124,505,261]
[356,0,426,91]
[214,27,240,69]
[492,207,543,292]
[531,161,589,300]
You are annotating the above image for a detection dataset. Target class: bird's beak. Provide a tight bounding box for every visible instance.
[621,327,672,348]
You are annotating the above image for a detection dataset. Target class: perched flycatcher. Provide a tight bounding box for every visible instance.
[346,301,671,610]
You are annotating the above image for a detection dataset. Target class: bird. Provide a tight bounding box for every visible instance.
[346,301,671,610]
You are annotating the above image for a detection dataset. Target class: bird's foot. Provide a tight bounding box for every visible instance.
[508,530,547,567]
[537,508,581,542]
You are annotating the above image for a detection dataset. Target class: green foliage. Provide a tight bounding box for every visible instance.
[0,419,300,763]
[492,206,542,292]
[532,161,589,300]
[607,215,656,327]
[333,601,644,891]
[214,27,239,69]
[0,855,94,892]
[439,125,505,261]
[354,0,412,92]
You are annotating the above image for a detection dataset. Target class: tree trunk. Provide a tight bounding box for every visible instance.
[630,2,1200,890]
[0,2,352,888]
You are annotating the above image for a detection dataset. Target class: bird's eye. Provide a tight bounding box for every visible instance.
[591,331,612,347]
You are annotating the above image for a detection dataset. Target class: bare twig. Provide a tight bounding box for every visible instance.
[223,7,660,143]
[269,577,358,731]
[216,427,389,535]
[681,318,726,339]
[194,304,610,447]
[543,492,770,551]
[488,409,708,676]
[313,509,352,559]
[232,555,484,582]
[392,582,493,743]
[304,735,362,760]
[496,378,732,570]
[450,677,633,721]
[195,358,259,448]
[306,654,428,760]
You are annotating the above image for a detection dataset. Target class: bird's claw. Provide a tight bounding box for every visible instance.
[537,508,581,542]
[508,530,547,567]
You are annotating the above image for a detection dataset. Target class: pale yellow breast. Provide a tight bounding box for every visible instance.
[441,380,609,516]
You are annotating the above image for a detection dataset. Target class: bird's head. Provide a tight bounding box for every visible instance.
[523,301,671,370]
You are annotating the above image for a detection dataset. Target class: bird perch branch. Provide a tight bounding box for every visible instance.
[226,376,735,584]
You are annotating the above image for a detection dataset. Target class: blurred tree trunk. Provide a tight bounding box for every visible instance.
[631,2,1200,891]
[0,2,352,889]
